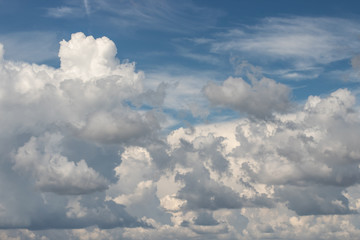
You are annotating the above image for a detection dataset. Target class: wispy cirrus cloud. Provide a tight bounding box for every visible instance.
[208,17,360,79]
[85,0,222,33]
[46,6,77,18]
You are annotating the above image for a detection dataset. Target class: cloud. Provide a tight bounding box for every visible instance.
[193,211,219,226]
[351,55,360,70]
[86,0,222,33]
[83,0,90,16]
[13,133,108,195]
[204,76,291,119]
[0,43,4,61]
[45,1,90,19]
[213,17,360,64]
[46,7,77,18]
[275,186,355,215]
[176,169,244,210]
[233,88,360,216]
[209,17,360,79]
[59,32,122,80]
[0,32,163,230]
[78,110,156,144]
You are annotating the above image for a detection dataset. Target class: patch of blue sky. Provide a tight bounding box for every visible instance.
[159,106,241,133]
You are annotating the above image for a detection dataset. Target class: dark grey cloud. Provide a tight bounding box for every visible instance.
[176,170,244,210]
[194,212,219,226]
[13,133,109,195]
[275,186,356,216]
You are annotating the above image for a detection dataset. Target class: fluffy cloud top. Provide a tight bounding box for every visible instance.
[59,32,119,80]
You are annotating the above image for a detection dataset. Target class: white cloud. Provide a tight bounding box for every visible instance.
[108,146,155,196]
[59,33,123,80]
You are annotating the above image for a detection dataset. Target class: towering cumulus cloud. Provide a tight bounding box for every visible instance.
[1,32,360,239]
[0,32,156,230]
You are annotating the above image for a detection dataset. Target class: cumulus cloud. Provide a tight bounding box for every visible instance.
[13,133,108,195]
[59,33,119,80]
[234,88,360,217]
[204,76,291,118]
[150,87,360,238]
[0,32,163,230]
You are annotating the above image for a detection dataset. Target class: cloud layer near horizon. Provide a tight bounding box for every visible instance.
[1,32,360,240]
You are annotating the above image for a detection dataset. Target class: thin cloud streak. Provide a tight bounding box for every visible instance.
[208,17,360,79]
[83,0,90,16]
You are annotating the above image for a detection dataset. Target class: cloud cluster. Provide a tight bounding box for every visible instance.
[1,32,360,239]
[0,32,159,230]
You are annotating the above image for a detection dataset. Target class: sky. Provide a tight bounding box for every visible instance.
[1,0,360,239]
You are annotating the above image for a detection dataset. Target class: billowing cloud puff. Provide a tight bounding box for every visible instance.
[204,76,290,118]
[13,133,108,195]
[59,32,140,82]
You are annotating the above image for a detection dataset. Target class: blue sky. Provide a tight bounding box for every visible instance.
[2,1,360,239]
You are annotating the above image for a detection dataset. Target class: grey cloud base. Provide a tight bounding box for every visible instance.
[1,33,360,239]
